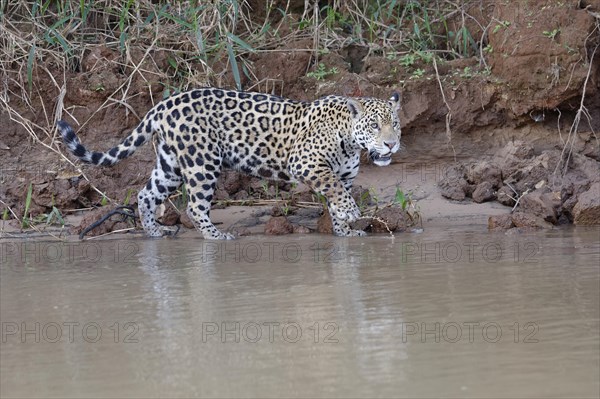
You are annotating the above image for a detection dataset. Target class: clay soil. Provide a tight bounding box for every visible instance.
[1,0,599,238]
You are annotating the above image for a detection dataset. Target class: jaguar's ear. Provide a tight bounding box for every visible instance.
[347,98,363,119]
[389,92,401,111]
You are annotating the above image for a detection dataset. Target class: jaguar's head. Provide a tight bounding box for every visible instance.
[347,93,401,166]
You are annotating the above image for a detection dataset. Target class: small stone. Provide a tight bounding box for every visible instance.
[293,225,311,234]
[179,211,195,229]
[535,180,546,190]
[234,227,251,236]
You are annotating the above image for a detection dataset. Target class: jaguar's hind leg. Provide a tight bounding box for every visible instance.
[138,144,182,237]
[181,151,234,240]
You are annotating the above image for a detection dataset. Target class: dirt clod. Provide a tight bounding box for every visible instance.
[517,190,559,224]
[573,182,600,225]
[265,216,294,235]
[370,206,407,233]
[439,175,468,201]
[472,181,496,203]
[496,186,517,206]
[159,204,180,226]
[488,214,515,231]
[316,210,333,235]
[510,212,554,230]
[467,162,502,188]
[179,212,195,229]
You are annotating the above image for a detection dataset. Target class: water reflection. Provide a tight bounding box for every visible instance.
[1,227,598,397]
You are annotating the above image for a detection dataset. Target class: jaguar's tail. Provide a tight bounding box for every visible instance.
[57,118,155,166]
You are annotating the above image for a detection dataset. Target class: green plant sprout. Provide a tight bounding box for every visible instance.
[543,28,560,40]
[306,63,338,80]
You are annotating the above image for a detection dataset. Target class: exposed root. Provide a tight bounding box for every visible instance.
[78,206,138,240]
[432,56,456,161]
[553,35,599,178]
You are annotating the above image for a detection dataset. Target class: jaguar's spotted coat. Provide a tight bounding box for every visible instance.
[58,88,401,239]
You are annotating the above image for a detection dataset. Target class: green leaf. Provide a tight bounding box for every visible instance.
[52,206,64,226]
[123,189,134,206]
[27,43,36,92]
[226,32,255,53]
[40,0,52,16]
[394,188,405,206]
[158,9,194,30]
[80,0,91,23]
[119,31,127,52]
[22,183,33,228]
[227,40,242,91]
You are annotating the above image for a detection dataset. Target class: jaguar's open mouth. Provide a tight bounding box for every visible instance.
[369,151,392,166]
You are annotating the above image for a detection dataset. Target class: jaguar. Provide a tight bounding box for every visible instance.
[58,88,401,239]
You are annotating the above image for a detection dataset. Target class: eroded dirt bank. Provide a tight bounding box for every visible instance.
[1,0,599,238]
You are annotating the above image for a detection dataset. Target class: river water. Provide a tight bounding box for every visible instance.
[1,226,599,398]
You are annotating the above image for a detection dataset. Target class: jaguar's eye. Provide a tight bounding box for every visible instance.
[371,123,379,130]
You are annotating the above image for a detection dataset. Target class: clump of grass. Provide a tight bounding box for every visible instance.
[19,183,65,228]
[312,0,481,60]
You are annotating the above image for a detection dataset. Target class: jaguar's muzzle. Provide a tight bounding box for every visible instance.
[369,150,392,166]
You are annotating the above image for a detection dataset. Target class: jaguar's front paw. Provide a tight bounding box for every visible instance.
[349,229,367,237]
[333,227,367,237]
[330,203,361,222]
[346,206,361,223]
[204,231,236,240]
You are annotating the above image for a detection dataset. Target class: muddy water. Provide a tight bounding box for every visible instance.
[1,226,599,398]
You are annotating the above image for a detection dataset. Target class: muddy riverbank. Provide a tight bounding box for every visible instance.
[1,0,599,237]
